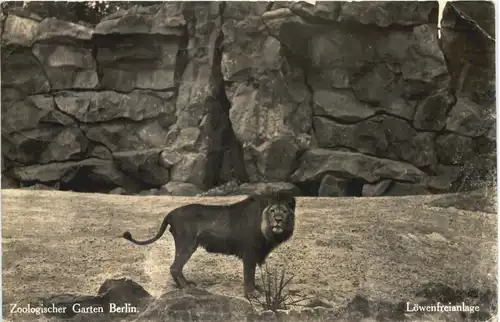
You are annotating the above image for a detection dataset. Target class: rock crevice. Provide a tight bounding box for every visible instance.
[1,2,495,196]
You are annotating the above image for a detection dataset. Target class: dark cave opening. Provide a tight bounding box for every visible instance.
[296,181,321,197]
[296,178,367,197]
[345,178,366,197]
[207,2,249,188]
[58,170,121,193]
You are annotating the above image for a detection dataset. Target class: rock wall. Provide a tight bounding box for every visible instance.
[1,2,495,196]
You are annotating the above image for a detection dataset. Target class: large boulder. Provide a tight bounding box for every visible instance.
[313,116,437,167]
[413,90,455,131]
[30,17,97,92]
[97,277,152,310]
[10,158,141,192]
[2,16,96,93]
[267,12,448,99]
[1,48,50,95]
[32,43,98,90]
[257,2,451,192]
[93,4,185,92]
[39,127,89,163]
[132,287,252,322]
[425,165,462,191]
[291,149,427,184]
[95,35,180,92]
[446,96,494,137]
[2,94,74,134]
[94,3,185,36]
[435,134,474,165]
[440,2,495,104]
[227,73,312,144]
[313,89,376,122]
[1,93,78,164]
[225,65,311,184]
[169,152,210,189]
[89,145,113,160]
[286,2,341,24]
[350,63,417,120]
[438,2,495,190]
[1,13,41,47]
[54,90,176,123]
[81,119,175,153]
[2,128,63,165]
[40,278,151,320]
[243,136,300,182]
[222,3,281,82]
[159,150,183,169]
[337,2,437,27]
[401,24,448,84]
[35,17,93,42]
[223,3,312,184]
[113,149,170,186]
[37,279,253,322]
[2,13,93,46]
[170,127,203,152]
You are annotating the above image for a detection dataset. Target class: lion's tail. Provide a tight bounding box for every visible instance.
[122,213,171,245]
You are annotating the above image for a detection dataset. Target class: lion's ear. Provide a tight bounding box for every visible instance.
[252,192,296,211]
[274,192,296,212]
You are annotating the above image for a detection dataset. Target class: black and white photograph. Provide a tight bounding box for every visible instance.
[0,1,497,321]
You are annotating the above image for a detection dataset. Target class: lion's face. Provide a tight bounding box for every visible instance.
[261,200,295,240]
[267,203,293,234]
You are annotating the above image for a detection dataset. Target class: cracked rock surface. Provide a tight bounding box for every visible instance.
[1,2,495,196]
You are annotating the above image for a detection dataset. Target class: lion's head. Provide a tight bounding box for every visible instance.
[260,195,296,242]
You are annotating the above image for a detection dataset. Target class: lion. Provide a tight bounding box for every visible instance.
[122,193,296,297]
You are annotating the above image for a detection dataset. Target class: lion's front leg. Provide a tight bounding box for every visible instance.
[243,256,261,298]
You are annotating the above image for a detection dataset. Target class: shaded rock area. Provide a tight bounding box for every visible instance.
[1,1,495,197]
[318,175,350,197]
[28,278,496,322]
[11,158,142,193]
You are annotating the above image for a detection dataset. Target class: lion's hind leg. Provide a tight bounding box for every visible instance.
[170,237,198,289]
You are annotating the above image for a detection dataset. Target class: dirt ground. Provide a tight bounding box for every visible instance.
[2,189,497,321]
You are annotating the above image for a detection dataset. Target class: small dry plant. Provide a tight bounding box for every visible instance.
[247,264,310,312]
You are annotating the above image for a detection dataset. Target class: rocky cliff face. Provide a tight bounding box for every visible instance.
[1,2,495,196]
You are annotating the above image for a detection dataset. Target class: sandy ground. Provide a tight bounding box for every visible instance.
[1,189,497,320]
